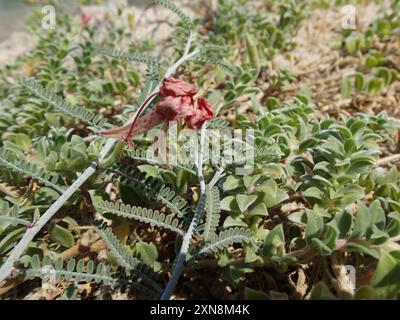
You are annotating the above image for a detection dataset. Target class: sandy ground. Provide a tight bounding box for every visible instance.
[269,1,400,119]
[0,0,194,67]
[0,31,34,66]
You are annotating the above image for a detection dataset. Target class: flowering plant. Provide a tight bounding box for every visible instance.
[101,77,214,145]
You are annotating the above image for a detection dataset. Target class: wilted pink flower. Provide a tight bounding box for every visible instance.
[159,77,197,97]
[154,96,194,121]
[101,77,214,145]
[81,13,91,25]
[187,97,214,129]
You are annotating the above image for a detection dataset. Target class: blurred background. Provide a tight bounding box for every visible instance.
[0,0,164,65]
[0,0,29,42]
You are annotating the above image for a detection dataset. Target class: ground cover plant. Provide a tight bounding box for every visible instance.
[0,0,399,300]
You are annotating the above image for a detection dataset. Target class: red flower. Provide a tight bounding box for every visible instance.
[101,77,214,144]
[159,77,197,97]
[154,96,195,121]
[81,13,91,25]
[187,97,214,129]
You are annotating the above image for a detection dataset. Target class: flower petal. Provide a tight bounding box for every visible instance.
[159,77,197,97]
[186,97,214,129]
[155,96,195,121]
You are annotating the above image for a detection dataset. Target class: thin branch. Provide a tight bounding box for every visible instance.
[208,165,226,188]
[0,161,101,284]
[376,153,400,166]
[161,122,207,300]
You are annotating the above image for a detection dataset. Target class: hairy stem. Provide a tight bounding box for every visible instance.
[161,123,207,300]
[123,91,160,143]
[0,34,196,285]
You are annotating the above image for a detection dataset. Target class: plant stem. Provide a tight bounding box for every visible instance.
[161,123,207,300]
[208,165,226,188]
[123,91,160,144]
[0,161,99,284]
[376,153,400,166]
[0,34,196,285]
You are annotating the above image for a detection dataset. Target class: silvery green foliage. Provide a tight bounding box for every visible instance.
[24,254,115,286]
[202,186,221,242]
[92,44,164,68]
[155,0,194,31]
[1,0,400,300]
[93,220,162,294]
[198,227,255,257]
[104,163,189,217]
[0,203,31,228]
[0,148,65,193]
[94,200,184,236]
[18,78,107,130]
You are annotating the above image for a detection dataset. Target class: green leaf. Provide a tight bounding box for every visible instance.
[94,199,184,235]
[345,38,358,55]
[369,200,385,230]
[354,286,379,299]
[368,225,389,245]
[263,224,285,257]
[256,179,288,208]
[310,238,332,255]
[220,196,239,212]
[223,265,253,287]
[135,242,160,271]
[0,227,25,255]
[341,76,352,98]
[340,184,364,207]
[245,287,269,300]
[245,34,261,72]
[15,133,32,152]
[303,187,323,201]
[345,242,379,259]
[223,215,247,228]
[333,209,352,238]
[367,78,383,95]
[203,186,221,241]
[323,224,339,250]
[365,55,379,68]
[138,164,162,179]
[386,212,400,237]
[310,282,337,300]
[93,44,163,67]
[352,201,371,238]
[354,73,365,91]
[244,245,263,264]
[266,97,280,110]
[376,67,393,86]
[371,251,400,298]
[344,138,357,155]
[49,223,75,248]
[305,208,324,243]
[248,202,268,216]
[235,194,257,213]
[199,227,254,256]
[243,175,261,188]
[222,176,242,192]
[127,70,140,86]
[298,138,318,152]
[18,79,105,128]
[116,81,128,94]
